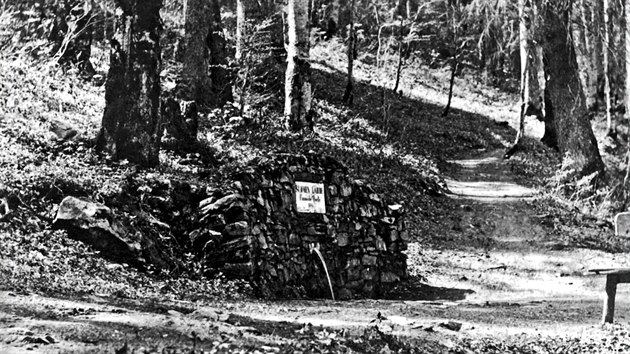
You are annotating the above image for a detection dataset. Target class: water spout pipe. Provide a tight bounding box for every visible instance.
[309,243,335,301]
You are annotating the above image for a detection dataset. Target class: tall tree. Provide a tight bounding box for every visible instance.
[285,0,313,131]
[542,3,604,179]
[182,0,212,108]
[208,0,232,105]
[96,0,163,167]
[506,0,546,157]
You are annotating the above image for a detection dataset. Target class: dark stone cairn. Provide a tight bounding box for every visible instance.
[191,154,409,299]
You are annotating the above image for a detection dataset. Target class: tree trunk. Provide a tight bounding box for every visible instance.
[542,5,604,179]
[182,0,212,109]
[208,0,232,105]
[96,0,163,167]
[326,0,340,38]
[343,0,355,105]
[311,0,319,28]
[590,0,603,91]
[508,0,533,155]
[604,0,613,134]
[540,88,558,149]
[285,0,313,132]
[393,17,406,94]
[396,0,408,18]
[236,0,246,62]
[612,0,626,118]
[508,0,547,157]
[442,60,457,117]
[571,0,598,113]
[625,0,630,184]
[582,0,599,111]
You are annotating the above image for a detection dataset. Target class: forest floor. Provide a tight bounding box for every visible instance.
[4,32,630,352]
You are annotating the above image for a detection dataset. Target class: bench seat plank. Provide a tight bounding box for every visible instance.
[588,268,630,275]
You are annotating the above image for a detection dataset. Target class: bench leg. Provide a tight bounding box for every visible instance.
[603,274,618,324]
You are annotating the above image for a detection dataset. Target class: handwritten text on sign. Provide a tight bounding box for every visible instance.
[295,182,326,214]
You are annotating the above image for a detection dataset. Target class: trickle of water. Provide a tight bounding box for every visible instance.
[310,246,335,301]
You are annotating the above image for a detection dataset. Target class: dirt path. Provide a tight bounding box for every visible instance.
[402,149,630,345]
[445,150,536,201]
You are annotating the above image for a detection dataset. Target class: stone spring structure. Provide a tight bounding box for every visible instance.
[191,154,409,299]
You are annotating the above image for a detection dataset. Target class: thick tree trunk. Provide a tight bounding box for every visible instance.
[326,0,340,38]
[540,89,558,149]
[542,6,604,179]
[96,0,163,167]
[285,0,313,132]
[208,0,232,105]
[311,0,319,27]
[182,0,212,109]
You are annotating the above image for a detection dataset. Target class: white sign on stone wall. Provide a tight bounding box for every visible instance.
[295,181,326,214]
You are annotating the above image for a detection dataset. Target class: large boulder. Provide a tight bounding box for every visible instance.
[52,197,144,267]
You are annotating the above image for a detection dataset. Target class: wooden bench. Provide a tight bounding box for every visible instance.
[588,212,630,323]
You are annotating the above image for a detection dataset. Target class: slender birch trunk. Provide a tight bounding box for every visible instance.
[285,0,313,132]
[510,0,531,154]
[236,0,246,62]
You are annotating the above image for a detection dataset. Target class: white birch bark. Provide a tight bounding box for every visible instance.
[236,0,245,62]
[285,0,312,131]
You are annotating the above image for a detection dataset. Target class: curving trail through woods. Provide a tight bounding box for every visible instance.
[445,150,536,201]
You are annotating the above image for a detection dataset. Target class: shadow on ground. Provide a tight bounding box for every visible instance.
[385,276,475,301]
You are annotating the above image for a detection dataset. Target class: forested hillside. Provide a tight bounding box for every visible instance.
[2,0,630,352]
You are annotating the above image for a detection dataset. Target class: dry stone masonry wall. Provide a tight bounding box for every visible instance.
[192,153,409,299]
